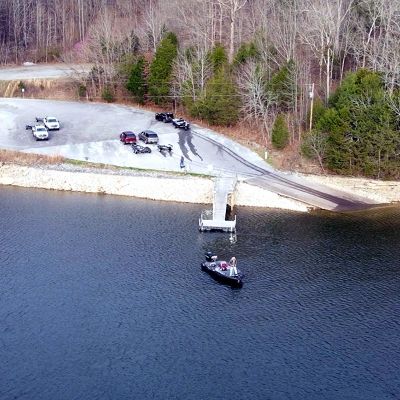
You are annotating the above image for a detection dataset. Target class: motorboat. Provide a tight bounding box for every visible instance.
[201,252,244,287]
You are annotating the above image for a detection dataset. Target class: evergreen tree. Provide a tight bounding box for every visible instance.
[126,56,146,104]
[314,69,400,178]
[233,42,259,67]
[191,69,240,126]
[148,32,178,104]
[267,61,296,111]
[208,44,228,73]
[272,114,289,149]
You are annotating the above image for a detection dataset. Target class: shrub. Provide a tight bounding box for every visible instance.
[102,86,115,103]
[78,84,86,98]
[272,114,289,149]
[47,47,61,61]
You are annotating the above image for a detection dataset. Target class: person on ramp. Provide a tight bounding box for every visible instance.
[180,156,186,171]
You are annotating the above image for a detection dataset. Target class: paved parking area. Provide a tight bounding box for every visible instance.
[0,98,267,176]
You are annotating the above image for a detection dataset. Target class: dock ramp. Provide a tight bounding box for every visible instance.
[199,176,237,232]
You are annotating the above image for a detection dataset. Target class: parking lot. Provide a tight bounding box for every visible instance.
[0,98,268,177]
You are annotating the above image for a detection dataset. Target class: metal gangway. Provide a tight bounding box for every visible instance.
[199,176,237,232]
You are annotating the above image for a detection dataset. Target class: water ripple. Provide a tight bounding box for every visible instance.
[0,187,399,400]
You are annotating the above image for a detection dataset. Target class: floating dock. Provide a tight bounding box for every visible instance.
[199,176,237,232]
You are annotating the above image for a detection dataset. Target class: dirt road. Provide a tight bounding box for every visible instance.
[0,63,91,80]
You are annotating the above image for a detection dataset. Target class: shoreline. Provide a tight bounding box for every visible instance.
[0,163,399,212]
[0,163,310,212]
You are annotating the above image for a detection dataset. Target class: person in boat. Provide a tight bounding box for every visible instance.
[229,257,237,268]
[220,261,228,271]
[229,257,238,276]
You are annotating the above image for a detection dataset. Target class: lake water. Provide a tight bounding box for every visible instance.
[0,187,399,400]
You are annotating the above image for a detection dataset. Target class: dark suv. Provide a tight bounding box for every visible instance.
[139,130,159,144]
[155,112,174,123]
[120,131,137,144]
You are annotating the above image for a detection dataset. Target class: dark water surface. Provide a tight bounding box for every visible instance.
[0,187,399,400]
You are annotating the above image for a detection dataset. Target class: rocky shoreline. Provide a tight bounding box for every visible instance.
[0,163,398,212]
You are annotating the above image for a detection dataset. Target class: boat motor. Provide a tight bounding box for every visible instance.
[205,252,216,262]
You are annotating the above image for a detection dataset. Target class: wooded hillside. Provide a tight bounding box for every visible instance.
[1,0,399,178]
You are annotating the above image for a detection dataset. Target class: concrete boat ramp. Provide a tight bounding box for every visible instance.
[199,170,379,233]
[246,171,378,212]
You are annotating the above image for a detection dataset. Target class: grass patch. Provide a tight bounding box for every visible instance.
[0,149,65,165]
[0,149,212,178]
[65,158,211,178]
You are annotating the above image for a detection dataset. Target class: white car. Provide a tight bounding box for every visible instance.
[36,116,60,130]
[26,124,49,141]
[172,118,190,130]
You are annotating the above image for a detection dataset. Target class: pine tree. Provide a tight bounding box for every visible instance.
[148,32,178,104]
[272,114,289,149]
[126,56,146,104]
[233,42,259,67]
[267,61,296,111]
[191,69,240,126]
[322,69,400,178]
[208,44,228,73]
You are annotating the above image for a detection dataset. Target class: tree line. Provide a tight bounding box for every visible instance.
[1,0,399,178]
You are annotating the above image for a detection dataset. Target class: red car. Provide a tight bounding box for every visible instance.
[120,131,137,144]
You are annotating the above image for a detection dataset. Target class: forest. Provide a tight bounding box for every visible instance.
[0,0,399,178]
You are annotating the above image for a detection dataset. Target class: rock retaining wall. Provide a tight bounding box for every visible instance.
[0,164,398,212]
[0,164,310,211]
[0,164,214,204]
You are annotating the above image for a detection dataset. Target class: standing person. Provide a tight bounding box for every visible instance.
[180,156,185,171]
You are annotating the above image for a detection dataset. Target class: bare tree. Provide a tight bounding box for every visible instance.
[303,130,328,172]
[236,61,277,143]
[250,0,298,67]
[173,47,212,103]
[372,1,400,93]
[299,0,354,101]
[141,0,166,52]
[217,0,247,62]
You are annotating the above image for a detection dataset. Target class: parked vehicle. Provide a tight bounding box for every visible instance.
[172,118,190,130]
[139,130,159,144]
[132,144,151,154]
[26,124,49,141]
[155,112,174,123]
[157,144,173,153]
[36,116,60,130]
[120,131,137,144]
